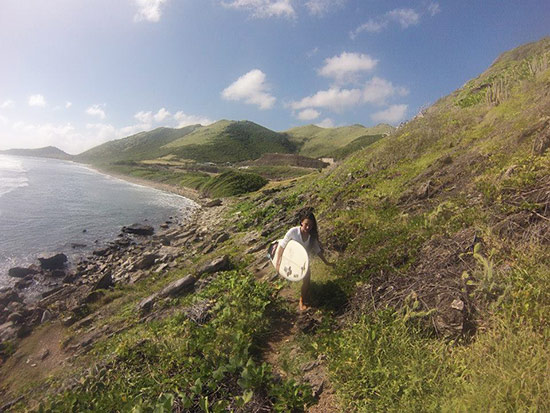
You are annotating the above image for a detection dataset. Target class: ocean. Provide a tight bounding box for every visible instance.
[0,155,198,287]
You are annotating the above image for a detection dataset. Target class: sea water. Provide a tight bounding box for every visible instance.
[0,155,198,287]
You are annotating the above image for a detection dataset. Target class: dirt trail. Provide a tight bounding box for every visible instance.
[253,261,340,412]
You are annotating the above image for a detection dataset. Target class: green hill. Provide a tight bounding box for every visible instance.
[0,146,73,160]
[162,120,297,163]
[76,125,201,164]
[285,123,394,158]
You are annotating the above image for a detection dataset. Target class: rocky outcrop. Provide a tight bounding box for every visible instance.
[38,253,68,271]
[8,267,39,278]
[122,224,154,236]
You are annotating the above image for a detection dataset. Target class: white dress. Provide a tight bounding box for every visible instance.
[279,226,321,257]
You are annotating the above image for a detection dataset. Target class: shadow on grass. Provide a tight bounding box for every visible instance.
[309,280,348,314]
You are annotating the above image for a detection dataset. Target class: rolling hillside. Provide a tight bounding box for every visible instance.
[162,120,297,163]
[0,146,73,160]
[76,125,201,164]
[285,123,394,158]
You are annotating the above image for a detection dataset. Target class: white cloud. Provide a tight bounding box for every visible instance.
[351,7,424,38]
[221,0,296,19]
[371,104,408,124]
[291,87,362,112]
[362,77,408,105]
[316,118,335,128]
[154,107,171,122]
[134,0,169,23]
[291,77,407,112]
[65,102,72,109]
[428,2,441,16]
[319,52,378,84]
[1,100,15,109]
[222,69,276,110]
[133,108,213,128]
[174,111,214,127]
[86,104,107,120]
[297,108,320,121]
[387,8,420,28]
[350,19,387,38]
[305,0,345,17]
[28,94,46,107]
[134,110,153,125]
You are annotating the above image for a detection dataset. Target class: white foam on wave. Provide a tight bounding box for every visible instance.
[0,155,29,197]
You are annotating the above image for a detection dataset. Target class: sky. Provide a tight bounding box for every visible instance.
[0,1,549,155]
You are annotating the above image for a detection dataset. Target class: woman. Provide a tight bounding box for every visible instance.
[275,210,334,311]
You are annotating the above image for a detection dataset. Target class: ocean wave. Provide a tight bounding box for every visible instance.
[0,156,29,197]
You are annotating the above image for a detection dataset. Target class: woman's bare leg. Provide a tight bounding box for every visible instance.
[299,271,311,311]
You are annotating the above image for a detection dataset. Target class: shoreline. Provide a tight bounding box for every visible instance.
[90,165,205,206]
[0,160,208,292]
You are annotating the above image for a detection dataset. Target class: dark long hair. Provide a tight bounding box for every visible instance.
[298,208,319,244]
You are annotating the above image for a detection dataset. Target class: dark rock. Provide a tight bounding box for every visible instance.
[93,272,113,291]
[7,312,24,324]
[15,276,33,289]
[134,254,158,270]
[159,275,196,298]
[0,290,22,307]
[50,269,66,278]
[93,247,111,257]
[201,244,216,255]
[215,233,230,244]
[71,243,87,249]
[122,224,154,236]
[38,253,68,271]
[204,199,222,207]
[63,272,77,284]
[137,294,158,314]
[85,290,104,303]
[40,349,50,360]
[197,255,232,276]
[16,324,32,338]
[8,267,38,278]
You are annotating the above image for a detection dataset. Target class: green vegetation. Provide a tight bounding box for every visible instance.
[330,134,385,160]
[76,125,200,164]
[285,123,393,158]
[3,37,550,412]
[165,120,297,163]
[201,171,268,197]
[38,271,314,412]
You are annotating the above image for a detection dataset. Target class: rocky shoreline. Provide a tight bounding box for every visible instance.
[0,175,226,363]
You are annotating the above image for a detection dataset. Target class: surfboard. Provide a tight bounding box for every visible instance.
[267,239,309,282]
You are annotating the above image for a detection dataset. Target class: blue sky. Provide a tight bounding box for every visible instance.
[0,0,548,154]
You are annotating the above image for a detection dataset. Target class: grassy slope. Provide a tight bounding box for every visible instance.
[234,37,550,411]
[4,38,550,412]
[163,120,297,163]
[285,123,394,158]
[75,125,201,164]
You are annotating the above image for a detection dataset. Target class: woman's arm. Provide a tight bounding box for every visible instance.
[275,244,285,271]
[318,249,335,267]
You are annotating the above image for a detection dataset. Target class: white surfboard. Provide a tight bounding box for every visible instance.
[267,239,309,282]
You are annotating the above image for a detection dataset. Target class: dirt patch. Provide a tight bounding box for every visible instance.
[0,322,68,405]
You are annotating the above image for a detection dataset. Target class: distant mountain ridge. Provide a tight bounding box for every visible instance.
[0,146,73,160]
[3,121,394,166]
